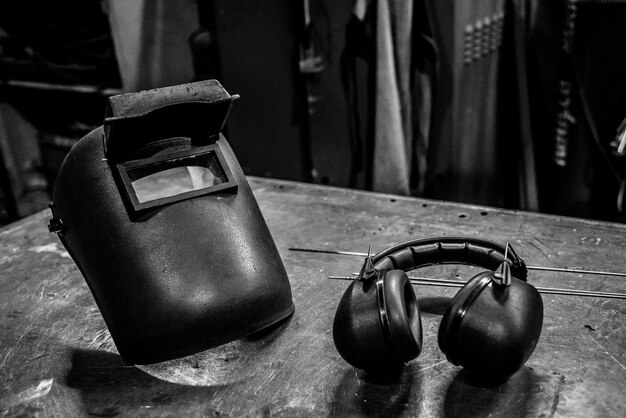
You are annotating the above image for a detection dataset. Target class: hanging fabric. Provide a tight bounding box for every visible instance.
[342,0,436,196]
[527,0,626,220]
[343,0,532,207]
[371,0,413,195]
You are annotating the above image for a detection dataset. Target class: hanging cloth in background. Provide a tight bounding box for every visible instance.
[344,0,435,196]
[410,0,436,196]
[527,0,626,220]
[371,0,413,195]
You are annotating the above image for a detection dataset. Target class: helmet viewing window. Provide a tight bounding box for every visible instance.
[116,144,237,214]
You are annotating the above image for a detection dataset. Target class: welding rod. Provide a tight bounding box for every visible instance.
[290,247,626,278]
[328,275,626,300]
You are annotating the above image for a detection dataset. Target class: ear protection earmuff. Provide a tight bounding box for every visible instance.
[332,237,544,381]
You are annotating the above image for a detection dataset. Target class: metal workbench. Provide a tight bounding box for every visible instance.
[1,178,624,417]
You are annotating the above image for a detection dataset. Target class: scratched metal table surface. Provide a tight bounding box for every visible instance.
[1,177,625,417]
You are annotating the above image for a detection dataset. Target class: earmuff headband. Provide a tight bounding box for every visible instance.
[371,237,528,281]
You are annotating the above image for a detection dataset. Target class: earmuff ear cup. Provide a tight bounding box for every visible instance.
[438,272,544,381]
[382,269,423,362]
[332,270,422,370]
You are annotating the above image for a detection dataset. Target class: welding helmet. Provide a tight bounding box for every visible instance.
[48,80,294,364]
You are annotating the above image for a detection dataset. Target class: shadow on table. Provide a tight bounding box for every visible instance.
[330,366,422,417]
[66,317,293,416]
[442,367,550,418]
[330,364,555,417]
[66,349,226,416]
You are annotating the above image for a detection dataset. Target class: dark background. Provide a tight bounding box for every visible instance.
[1,0,625,225]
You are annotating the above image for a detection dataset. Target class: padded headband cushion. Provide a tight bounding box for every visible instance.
[371,237,528,281]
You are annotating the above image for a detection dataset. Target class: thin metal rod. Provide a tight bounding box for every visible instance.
[330,276,465,290]
[526,265,626,278]
[346,272,626,298]
[290,247,626,278]
[290,248,370,257]
[290,247,368,257]
[328,276,626,300]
